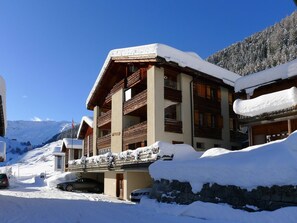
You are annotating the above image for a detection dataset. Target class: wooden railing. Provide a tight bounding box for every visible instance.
[127,68,147,88]
[164,119,182,133]
[164,87,182,102]
[123,90,147,115]
[97,110,111,127]
[123,121,147,146]
[97,134,111,150]
[104,79,125,105]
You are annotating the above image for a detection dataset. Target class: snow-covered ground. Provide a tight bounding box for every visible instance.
[1,137,297,222]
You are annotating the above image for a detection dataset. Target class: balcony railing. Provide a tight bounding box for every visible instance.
[164,87,182,102]
[97,110,111,127]
[123,121,147,146]
[97,134,111,150]
[127,68,147,88]
[164,119,182,133]
[123,90,147,115]
[104,79,125,105]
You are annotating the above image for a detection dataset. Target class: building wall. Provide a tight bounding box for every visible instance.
[124,171,152,201]
[104,171,117,198]
[93,106,100,156]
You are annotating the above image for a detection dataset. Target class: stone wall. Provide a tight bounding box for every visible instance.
[150,179,297,211]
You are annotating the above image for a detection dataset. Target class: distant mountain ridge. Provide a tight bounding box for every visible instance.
[207,11,297,76]
[6,120,73,146]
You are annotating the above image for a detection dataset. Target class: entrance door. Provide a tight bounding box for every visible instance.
[116,174,124,199]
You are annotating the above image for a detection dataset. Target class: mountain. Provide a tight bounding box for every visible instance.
[6,120,73,146]
[44,124,79,145]
[207,11,297,76]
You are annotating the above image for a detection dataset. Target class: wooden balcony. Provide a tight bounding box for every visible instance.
[164,87,182,102]
[194,126,221,140]
[127,68,147,88]
[164,118,182,133]
[123,121,147,146]
[123,90,147,115]
[98,110,111,127]
[104,79,125,105]
[97,134,111,150]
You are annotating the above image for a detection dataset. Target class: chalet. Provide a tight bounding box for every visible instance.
[233,58,297,146]
[77,116,93,157]
[61,138,83,169]
[0,76,6,162]
[69,43,243,200]
[53,146,65,172]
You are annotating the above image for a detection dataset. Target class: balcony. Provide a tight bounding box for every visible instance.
[164,87,182,102]
[123,90,147,115]
[97,134,111,150]
[164,118,182,133]
[127,68,147,88]
[98,110,111,128]
[103,79,125,106]
[123,121,147,146]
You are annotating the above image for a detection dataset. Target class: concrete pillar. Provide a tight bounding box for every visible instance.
[147,66,164,145]
[288,119,292,134]
[93,106,100,156]
[111,89,123,153]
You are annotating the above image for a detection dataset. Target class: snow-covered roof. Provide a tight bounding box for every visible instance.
[233,87,297,117]
[235,58,297,94]
[62,138,83,150]
[86,43,240,108]
[77,116,93,139]
[0,75,6,135]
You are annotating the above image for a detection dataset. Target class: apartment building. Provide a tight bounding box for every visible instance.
[69,43,242,200]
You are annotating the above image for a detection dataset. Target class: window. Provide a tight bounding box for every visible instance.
[229,118,234,130]
[165,104,177,120]
[228,92,234,105]
[57,156,62,170]
[211,115,216,128]
[214,144,221,147]
[196,142,205,150]
[199,113,204,127]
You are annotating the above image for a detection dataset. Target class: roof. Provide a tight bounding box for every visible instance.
[62,138,83,150]
[233,87,297,117]
[235,58,297,94]
[0,76,6,136]
[86,43,240,109]
[77,116,93,139]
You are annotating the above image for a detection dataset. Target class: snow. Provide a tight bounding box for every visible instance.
[233,87,297,117]
[6,120,73,145]
[77,116,93,138]
[0,75,6,132]
[1,137,297,222]
[149,130,297,192]
[235,58,297,94]
[86,43,240,107]
[62,138,83,149]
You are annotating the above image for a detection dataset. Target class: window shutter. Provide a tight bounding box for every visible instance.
[206,86,211,99]
[217,87,221,102]
[194,111,199,125]
[206,113,211,127]
[218,115,224,129]
[228,92,233,105]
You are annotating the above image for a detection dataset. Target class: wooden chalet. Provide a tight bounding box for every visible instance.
[234,58,297,146]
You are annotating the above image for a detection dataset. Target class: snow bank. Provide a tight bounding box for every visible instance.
[46,172,78,188]
[140,198,297,223]
[233,87,297,117]
[149,131,297,192]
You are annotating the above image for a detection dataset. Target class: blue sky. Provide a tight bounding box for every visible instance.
[0,0,295,122]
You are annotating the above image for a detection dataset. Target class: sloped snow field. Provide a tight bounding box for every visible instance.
[1,137,297,223]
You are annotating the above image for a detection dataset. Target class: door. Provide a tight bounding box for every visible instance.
[116,174,124,199]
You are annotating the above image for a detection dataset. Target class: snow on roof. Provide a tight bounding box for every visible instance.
[235,58,297,94]
[0,75,6,134]
[62,138,83,149]
[149,130,297,192]
[86,43,240,108]
[77,116,93,139]
[233,87,297,117]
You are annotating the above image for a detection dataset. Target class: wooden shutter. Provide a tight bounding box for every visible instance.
[194,110,199,125]
[206,113,211,127]
[217,87,221,102]
[206,86,211,99]
[217,115,224,129]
